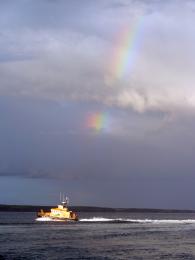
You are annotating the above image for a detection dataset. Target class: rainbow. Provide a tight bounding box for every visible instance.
[86,112,109,132]
[109,16,144,81]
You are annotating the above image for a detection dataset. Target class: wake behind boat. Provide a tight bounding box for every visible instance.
[36,195,78,222]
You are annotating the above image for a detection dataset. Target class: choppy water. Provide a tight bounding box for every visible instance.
[1,212,195,259]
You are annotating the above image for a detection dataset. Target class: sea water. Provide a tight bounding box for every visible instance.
[1,211,195,259]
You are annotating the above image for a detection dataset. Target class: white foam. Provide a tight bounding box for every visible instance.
[80,217,116,222]
[35,216,195,224]
[35,217,64,222]
[79,217,195,224]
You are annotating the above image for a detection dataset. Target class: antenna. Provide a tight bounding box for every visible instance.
[60,192,69,207]
[66,196,69,206]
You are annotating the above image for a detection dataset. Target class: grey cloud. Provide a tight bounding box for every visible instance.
[1,0,195,113]
[2,1,195,208]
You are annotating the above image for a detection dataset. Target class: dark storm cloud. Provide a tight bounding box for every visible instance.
[1,95,195,207]
[1,96,195,181]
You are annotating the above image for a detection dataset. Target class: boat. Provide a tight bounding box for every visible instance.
[36,195,78,221]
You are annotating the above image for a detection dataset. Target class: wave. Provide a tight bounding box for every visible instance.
[79,217,195,224]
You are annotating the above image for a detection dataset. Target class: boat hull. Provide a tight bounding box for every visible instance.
[36,216,78,222]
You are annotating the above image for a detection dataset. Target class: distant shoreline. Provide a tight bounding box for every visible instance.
[1,204,195,213]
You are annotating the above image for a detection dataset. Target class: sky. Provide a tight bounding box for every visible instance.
[1,0,195,208]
